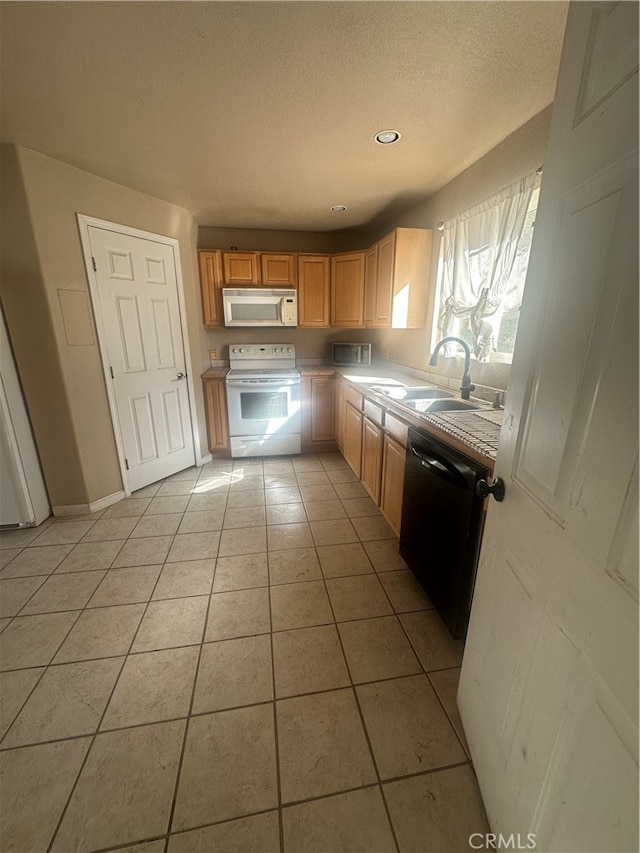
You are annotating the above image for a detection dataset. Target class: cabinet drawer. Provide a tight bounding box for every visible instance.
[344,384,364,411]
[384,412,408,447]
[363,398,384,426]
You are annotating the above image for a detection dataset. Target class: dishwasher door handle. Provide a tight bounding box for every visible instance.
[410,445,467,488]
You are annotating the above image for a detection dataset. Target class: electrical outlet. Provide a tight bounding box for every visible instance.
[209,348,218,363]
[382,349,389,361]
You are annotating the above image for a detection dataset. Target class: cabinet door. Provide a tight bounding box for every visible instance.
[202,378,229,451]
[311,377,334,442]
[391,228,432,329]
[260,253,297,287]
[361,417,384,504]
[380,433,406,536]
[363,244,378,327]
[298,255,330,328]
[333,378,344,449]
[330,252,365,328]
[198,250,223,327]
[342,401,363,478]
[375,231,396,327]
[222,252,260,285]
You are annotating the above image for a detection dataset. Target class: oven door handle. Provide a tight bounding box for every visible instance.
[410,445,468,489]
[226,379,298,388]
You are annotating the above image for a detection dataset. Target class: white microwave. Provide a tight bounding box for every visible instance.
[222,288,297,327]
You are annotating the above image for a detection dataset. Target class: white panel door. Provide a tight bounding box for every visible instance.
[459,4,638,851]
[88,226,195,490]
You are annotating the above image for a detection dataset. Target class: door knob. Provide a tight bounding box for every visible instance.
[172,372,186,381]
[476,477,506,502]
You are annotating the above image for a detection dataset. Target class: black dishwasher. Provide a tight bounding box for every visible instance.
[399,427,490,640]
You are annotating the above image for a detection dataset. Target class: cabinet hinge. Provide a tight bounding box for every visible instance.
[109,366,114,379]
[92,256,97,272]
[125,459,129,471]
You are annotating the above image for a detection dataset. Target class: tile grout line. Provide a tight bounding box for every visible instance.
[161,526,219,853]
[266,550,286,853]
[45,505,186,853]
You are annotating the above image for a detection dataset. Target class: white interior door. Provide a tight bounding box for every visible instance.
[88,226,195,491]
[459,3,638,851]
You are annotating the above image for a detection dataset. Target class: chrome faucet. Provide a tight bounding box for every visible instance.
[430,336,476,400]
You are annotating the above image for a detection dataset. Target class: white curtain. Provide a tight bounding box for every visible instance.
[436,171,537,361]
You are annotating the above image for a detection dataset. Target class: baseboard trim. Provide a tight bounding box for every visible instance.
[53,490,126,517]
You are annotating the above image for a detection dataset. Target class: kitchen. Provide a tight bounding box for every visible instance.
[0,3,638,852]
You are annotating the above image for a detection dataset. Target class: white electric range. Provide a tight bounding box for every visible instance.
[225,344,301,457]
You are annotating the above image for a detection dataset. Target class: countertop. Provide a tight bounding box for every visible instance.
[320,365,503,469]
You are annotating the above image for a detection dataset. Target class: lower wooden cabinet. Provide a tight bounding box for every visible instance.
[380,433,407,536]
[301,374,336,451]
[202,376,229,453]
[361,416,383,503]
[342,401,363,478]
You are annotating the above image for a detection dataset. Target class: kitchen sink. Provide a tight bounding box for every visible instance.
[402,398,480,413]
[370,385,454,400]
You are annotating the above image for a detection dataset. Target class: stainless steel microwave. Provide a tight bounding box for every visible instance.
[222,288,297,327]
[332,342,372,367]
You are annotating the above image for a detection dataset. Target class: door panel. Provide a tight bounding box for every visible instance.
[150,298,177,370]
[89,227,195,490]
[161,388,186,452]
[130,394,158,463]
[459,4,638,847]
[115,296,146,373]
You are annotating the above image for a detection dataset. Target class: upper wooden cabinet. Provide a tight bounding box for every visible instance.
[364,227,433,329]
[261,253,297,287]
[200,227,431,329]
[363,244,378,327]
[298,255,330,328]
[198,250,223,327]
[331,252,365,328]
[222,252,261,285]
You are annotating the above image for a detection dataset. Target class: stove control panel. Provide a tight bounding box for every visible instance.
[229,344,295,361]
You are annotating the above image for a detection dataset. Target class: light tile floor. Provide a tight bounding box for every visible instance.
[0,453,489,853]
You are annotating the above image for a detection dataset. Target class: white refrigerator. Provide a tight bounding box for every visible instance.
[0,308,50,527]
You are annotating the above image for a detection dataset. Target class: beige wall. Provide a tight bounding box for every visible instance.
[0,144,209,507]
[0,145,86,506]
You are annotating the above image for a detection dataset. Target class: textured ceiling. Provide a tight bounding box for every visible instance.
[0,1,568,232]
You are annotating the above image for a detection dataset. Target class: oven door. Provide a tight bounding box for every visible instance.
[226,378,301,437]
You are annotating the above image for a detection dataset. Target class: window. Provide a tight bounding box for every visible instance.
[432,173,540,364]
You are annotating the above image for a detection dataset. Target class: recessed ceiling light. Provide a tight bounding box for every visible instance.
[375,129,401,145]
[330,205,347,212]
